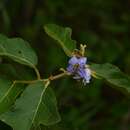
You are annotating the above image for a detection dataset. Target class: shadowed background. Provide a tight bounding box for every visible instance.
[0,0,130,130]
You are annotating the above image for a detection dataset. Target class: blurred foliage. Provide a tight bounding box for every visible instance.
[0,0,130,130]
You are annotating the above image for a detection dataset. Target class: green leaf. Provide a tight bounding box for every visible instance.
[0,82,60,130]
[0,36,38,68]
[0,78,24,114]
[0,34,8,41]
[90,63,130,92]
[44,24,76,56]
[34,86,61,126]
[0,64,18,80]
[0,63,35,80]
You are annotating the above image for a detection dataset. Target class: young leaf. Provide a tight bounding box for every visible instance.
[90,63,130,92]
[0,82,60,130]
[0,78,24,114]
[44,24,76,57]
[0,36,38,68]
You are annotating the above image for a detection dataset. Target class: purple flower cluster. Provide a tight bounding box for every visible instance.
[67,56,91,85]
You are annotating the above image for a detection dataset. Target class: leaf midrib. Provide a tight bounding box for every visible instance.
[0,82,14,104]
[30,84,47,127]
[0,52,34,68]
[45,27,71,57]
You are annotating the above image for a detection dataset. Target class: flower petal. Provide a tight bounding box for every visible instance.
[83,68,91,85]
[77,67,86,78]
[67,65,75,73]
[78,57,87,65]
[68,56,79,65]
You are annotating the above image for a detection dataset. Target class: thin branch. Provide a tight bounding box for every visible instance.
[48,71,70,81]
[14,80,40,84]
[12,70,70,86]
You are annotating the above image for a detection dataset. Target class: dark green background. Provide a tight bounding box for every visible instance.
[0,0,130,129]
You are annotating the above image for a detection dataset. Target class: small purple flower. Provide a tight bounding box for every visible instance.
[68,56,87,66]
[67,56,91,85]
